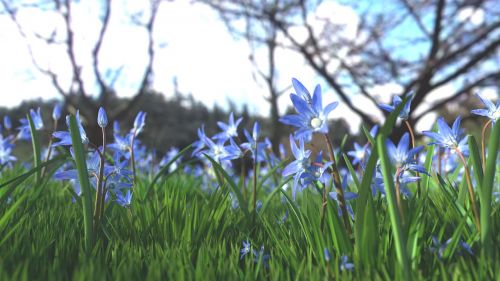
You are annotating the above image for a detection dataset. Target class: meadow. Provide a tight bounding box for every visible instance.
[0,79,499,280]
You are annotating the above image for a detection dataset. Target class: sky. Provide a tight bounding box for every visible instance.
[0,0,494,133]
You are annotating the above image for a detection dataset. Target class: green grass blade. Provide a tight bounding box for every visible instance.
[480,120,500,259]
[27,113,41,183]
[377,134,411,280]
[203,154,250,218]
[342,153,360,191]
[354,146,378,266]
[468,135,484,192]
[68,115,94,253]
[147,144,192,191]
[0,155,67,189]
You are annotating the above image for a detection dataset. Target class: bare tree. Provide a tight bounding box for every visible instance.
[0,0,163,142]
[202,0,500,137]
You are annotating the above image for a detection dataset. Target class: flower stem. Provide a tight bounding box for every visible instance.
[41,119,58,178]
[481,119,492,170]
[130,135,137,185]
[253,145,258,212]
[455,148,481,232]
[320,182,328,230]
[404,120,421,197]
[323,134,351,234]
[93,127,107,233]
[394,168,405,222]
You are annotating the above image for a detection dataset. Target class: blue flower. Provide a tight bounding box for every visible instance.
[386,133,426,174]
[16,119,31,141]
[301,151,332,188]
[192,125,208,156]
[379,94,413,120]
[329,174,357,219]
[422,117,468,154]
[223,138,244,161]
[431,236,473,258]
[97,107,108,128]
[282,135,311,199]
[116,190,132,207]
[3,116,12,130]
[252,245,270,267]
[214,112,243,141]
[347,142,369,166]
[339,255,354,271]
[113,121,121,134]
[52,111,89,147]
[323,248,331,262]
[52,104,62,121]
[131,111,146,137]
[0,135,16,166]
[280,79,338,141]
[240,240,251,259]
[471,93,500,123]
[292,77,313,102]
[240,122,266,162]
[30,108,44,130]
[109,134,133,155]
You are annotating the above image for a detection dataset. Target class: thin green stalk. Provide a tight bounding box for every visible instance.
[68,115,94,253]
[323,134,351,234]
[93,127,107,232]
[27,114,41,183]
[405,120,421,197]
[252,146,258,213]
[455,148,481,232]
[320,182,327,230]
[41,119,58,179]
[481,119,492,170]
[377,134,411,280]
[129,133,138,185]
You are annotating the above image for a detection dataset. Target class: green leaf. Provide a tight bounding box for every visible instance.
[68,115,94,253]
[468,135,484,193]
[204,154,250,218]
[27,113,41,183]
[354,145,378,267]
[377,134,412,280]
[480,120,500,259]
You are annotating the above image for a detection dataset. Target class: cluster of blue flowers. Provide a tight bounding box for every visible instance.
[1,77,498,272]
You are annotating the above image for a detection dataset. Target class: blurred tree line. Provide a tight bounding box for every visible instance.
[0,89,353,156]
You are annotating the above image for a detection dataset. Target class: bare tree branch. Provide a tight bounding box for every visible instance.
[414,71,500,121]
[113,0,160,120]
[93,0,112,102]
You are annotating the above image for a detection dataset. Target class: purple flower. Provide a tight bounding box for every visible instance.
[422,117,468,154]
[131,111,146,137]
[282,135,311,199]
[116,190,132,207]
[379,94,413,120]
[214,112,242,141]
[240,240,251,259]
[471,93,500,123]
[339,255,354,271]
[386,133,427,175]
[0,135,16,165]
[3,116,12,130]
[29,108,44,130]
[52,111,89,147]
[280,79,338,141]
[98,107,108,128]
[52,104,62,121]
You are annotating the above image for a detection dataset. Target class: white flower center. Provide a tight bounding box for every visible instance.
[493,110,500,120]
[310,117,322,129]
